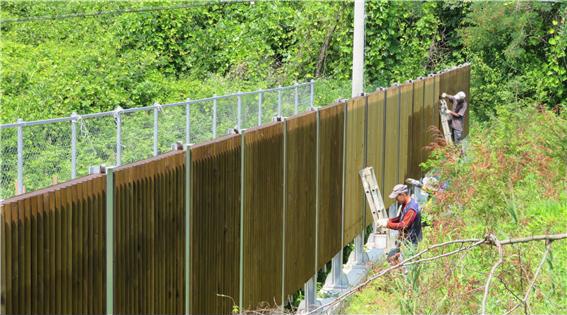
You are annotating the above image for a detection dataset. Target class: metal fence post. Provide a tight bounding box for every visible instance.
[281,119,288,309]
[238,132,246,313]
[186,98,191,144]
[237,92,242,131]
[397,84,401,182]
[153,102,160,156]
[16,118,23,195]
[257,90,263,126]
[315,108,321,274]
[212,96,217,139]
[277,86,283,117]
[294,83,299,115]
[115,107,123,167]
[71,112,78,179]
[105,166,115,315]
[310,79,315,109]
[184,144,192,314]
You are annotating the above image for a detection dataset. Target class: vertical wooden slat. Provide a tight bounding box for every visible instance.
[384,86,400,209]
[317,103,344,270]
[190,135,241,314]
[31,194,38,314]
[2,202,12,314]
[144,164,152,314]
[399,83,412,184]
[16,198,24,314]
[284,112,317,297]
[75,182,82,314]
[343,96,366,245]
[243,122,284,309]
[85,179,93,314]
[37,193,46,314]
[366,90,386,225]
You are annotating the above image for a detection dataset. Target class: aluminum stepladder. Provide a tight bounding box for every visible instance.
[359,166,388,234]
[440,99,453,145]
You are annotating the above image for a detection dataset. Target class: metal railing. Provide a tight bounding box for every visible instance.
[0,80,315,199]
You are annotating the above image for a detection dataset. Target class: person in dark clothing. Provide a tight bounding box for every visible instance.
[441,91,468,144]
[377,184,422,266]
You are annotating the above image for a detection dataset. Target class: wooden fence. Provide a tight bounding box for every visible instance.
[0,64,470,314]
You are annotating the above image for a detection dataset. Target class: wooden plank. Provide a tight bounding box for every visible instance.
[433,74,442,138]
[399,83,413,184]
[317,103,344,270]
[30,194,38,314]
[74,182,81,314]
[158,166,166,314]
[384,86,400,209]
[144,165,153,314]
[190,134,241,314]
[94,176,103,314]
[343,96,366,245]
[37,192,46,314]
[284,112,317,297]
[412,79,425,178]
[67,183,74,314]
[16,198,24,313]
[147,163,155,315]
[24,196,33,313]
[462,65,471,137]
[85,179,93,314]
[2,202,12,314]
[243,122,284,309]
[135,169,143,314]
[366,90,386,226]
[422,76,436,160]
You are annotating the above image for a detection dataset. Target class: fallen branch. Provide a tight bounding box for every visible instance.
[482,234,504,315]
[306,233,567,315]
[503,241,553,315]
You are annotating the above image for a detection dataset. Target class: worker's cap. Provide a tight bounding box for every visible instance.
[456,91,466,100]
[389,184,409,199]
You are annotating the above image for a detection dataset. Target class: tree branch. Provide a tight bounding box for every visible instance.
[503,241,552,315]
[305,233,567,315]
[482,234,504,315]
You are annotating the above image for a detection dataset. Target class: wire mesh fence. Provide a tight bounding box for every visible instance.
[0,81,315,199]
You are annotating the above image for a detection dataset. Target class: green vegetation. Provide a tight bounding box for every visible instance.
[0,1,565,312]
[2,1,563,123]
[345,105,567,314]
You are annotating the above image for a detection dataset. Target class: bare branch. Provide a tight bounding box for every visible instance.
[482,234,504,315]
[305,233,566,315]
[503,241,553,315]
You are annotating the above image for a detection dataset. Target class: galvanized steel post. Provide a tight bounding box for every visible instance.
[184,144,192,314]
[238,132,245,313]
[212,96,217,139]
[16,118,23,194]
[186,98,191,144]
[237,92,242,131]
[71,112,78,179]
[105,166,115,315]
[153,102,160,156]
[257,90,263,126]
[115,107,123,167]
[310,79,315,109]
[294,83,299,114]
[277,86,283,117]
[281,119,288,309]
